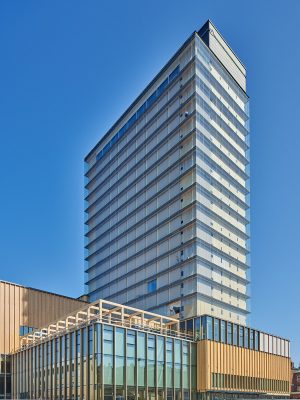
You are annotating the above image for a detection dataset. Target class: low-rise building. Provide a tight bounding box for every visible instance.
[291,363,300,399]
[12,298,291,400]
[0,280,86,399]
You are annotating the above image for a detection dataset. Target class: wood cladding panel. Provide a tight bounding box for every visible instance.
[0,281,85,354]
[197,340,290,394]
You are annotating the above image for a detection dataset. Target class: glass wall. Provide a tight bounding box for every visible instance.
[14,322,196,400]
[0,354,11,399]
[182,316,290,358]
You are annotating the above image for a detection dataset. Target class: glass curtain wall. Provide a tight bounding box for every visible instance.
[14,322,196,400]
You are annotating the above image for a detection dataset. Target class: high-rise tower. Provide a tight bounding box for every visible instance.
[84,20,250,324]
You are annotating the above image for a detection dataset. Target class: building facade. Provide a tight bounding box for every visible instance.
[84,20,250,325]
[291,364,300,399]
[12,299,290,400]
[13,300,196,400]
[0,280,86,399]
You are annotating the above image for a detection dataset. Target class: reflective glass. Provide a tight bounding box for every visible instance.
[174,340,181,364]
[207,316,213,340]
[220,320,226,343]
[103,355,113,385]
[115,328,125,356]
[227,323,232,345]
[214,318,220,341]
[115,356,124,385]
[157,336,164,362]
[233,324,238,345]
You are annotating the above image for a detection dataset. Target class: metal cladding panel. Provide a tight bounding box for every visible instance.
[198,20,246,91]
[197,340,291,395]
[0,281,86,353]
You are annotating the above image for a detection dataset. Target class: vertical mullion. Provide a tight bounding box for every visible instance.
[173,339,175,400]
[155,335,158,400]
[113,326,116,400]
[146,333,148,400]
[101,324,104,400]
[125,328,127,400]
[181,340,183,400]
[135,330,138,399]
[164,338,167,400]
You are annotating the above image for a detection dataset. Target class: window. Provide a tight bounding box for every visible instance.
[233,324,238,346]
[238,326,244,347]
[220,320,226,343]
[96,65,180,161]
[148,279,157,293]
[214,318,220,341]
[227,323,232,345]
[207,316,213,340]
[19,325,35,336]
[244,328,249,348]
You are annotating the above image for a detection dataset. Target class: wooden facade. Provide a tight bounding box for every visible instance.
[197,340,291,396]
[0,280,86,354]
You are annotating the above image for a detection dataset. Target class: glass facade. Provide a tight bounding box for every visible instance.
[180,316,290,358]
[195,33,250,324]
[13,322,196,400]
[0,355,11,399]
[84,21,250,325]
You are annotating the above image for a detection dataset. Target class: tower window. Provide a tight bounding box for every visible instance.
[147,279,157,293]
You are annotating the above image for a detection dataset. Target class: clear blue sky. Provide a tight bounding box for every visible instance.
[0,0,299,361]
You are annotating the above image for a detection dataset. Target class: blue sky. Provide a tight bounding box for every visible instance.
[0,0,299,361]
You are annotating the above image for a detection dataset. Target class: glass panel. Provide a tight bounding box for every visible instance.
[157,362,164,388]
[194,318,200,340]
[250,329,254,350]
[157,336,164,362]
[103,326,113,355]
[174,340,181,364]
[137,332,145,359]
[95,323,101,354]
[174,362,181,389]
[127,330,136,358]
[186,319,194,336]
[115,356,124,385]
[147,279,157,293]
[255,331,259,351]
[82,328,87,357]
[103,355,113,385]
[183,364,189,389]
[166,362,173,388]
[201,316,207,339]
[221,320,226,343]
[115,328,125,356]
[207,316,213,340]
[239,326,244,347]
[104,385,113,400]
[244,328,249,348]
[138,359,145,387]
[147,361,155,387]
[227,322,232,345]
[233,324,238,345]
[127,387,135,400]
[137,333,146,387]
[214,318,220,341]
[147,335,156,387]
[127,357,135,387]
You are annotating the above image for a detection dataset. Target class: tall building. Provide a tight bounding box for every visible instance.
[84,20,250,325]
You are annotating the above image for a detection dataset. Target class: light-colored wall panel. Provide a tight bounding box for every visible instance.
[0,281,86,354]
[197,340,290,395]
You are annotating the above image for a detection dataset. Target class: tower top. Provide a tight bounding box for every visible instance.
[198,20,246,90]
